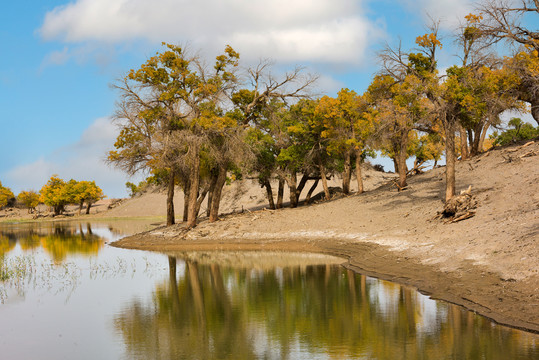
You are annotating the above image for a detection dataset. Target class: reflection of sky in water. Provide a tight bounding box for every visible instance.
[368,276,448,337]
[1,222,538,359]
[0,221,169,360]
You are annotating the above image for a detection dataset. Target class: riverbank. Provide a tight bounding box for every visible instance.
[113,140,539,333]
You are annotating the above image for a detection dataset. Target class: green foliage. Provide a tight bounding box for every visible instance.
[408,52,435,75]
[244,127,277,182]
[0,182,15,208]
[125,181,146,198]
[490,118,539,146]
[412,132,444,163]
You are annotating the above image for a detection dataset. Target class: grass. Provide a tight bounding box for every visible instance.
[0,254,35,282]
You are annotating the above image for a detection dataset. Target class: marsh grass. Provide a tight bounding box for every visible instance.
[0,252,167,304]
[0,254,35,282]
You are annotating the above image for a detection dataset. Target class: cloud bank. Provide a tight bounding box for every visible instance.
[399,0,474,29]
[5,118,141,198]
[39,0,382,65]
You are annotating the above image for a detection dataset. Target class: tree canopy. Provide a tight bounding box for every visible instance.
[106,3,537,225]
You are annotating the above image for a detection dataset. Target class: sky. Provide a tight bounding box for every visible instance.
[0,0,532,198]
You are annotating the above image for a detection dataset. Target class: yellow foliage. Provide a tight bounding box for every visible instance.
[415,33,442,49]
[17,191,40,210]
[0,181,15,208]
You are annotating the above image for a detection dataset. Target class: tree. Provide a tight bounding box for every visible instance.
[232,63,318,209]
[449,14,522,158]
[367,75,431,189]
[316,89,374,194]
[74,181,105,214]
[109,43,240,227]
[39,175,68,215]
[476,0,539,124]
[504,49,539,125]
[412,132,445,170]
[244,125,280,209]
[286,98,334,201]
[17,191,40,213]
[476,0,539,51]
[378,25,463,201]
[0,182,15,209]
[490,117,539,145]
[125,181,145,198]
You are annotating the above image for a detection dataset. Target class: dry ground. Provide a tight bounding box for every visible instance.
[112,141,539,333]
[3,141,538,332]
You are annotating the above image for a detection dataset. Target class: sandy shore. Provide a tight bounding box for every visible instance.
[3,141,536,333]
[112,140,539,333]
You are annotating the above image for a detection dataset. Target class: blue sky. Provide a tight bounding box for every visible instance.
[0,0,530,198]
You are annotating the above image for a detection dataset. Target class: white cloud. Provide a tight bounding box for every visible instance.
[499,107,536,126]
[312,73,347,96]
[39,0,381,65]
[5,117,142,198]
[41,46,70,67]
[399,0,475,29]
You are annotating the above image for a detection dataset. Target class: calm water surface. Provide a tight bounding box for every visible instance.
[0,221,537,360]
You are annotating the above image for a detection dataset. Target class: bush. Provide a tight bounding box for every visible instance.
[491,118,539,146]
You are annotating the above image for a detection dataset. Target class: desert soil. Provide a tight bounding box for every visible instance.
[3,141,538,333]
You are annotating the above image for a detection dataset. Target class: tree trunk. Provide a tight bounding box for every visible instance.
[444,116,457,202]
[187,148,201,228]
[392,157,399,174]
[459,124,469,160]
[85,202,92,215]
[287,171,298,208]
[195,187,209,219]
[355,149,364,194]
[478,122,490,153]
[397,132,408,190]
[263,179,276,210]
[470,123,483,157]
[54,205,63,216]
[209,164,227,222]
[319,162,330,200]
[276,178,285,209]
[531,97,539,126]
[304,179,319,204]
[295,173,309,202]
[206,170,219,218]
[182,177,190,222]
[187,262,206,329]
[164,171,175,226]
[342,151,352,194]
[78,201,83,216]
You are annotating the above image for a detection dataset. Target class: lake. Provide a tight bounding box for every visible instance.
[0,220,537,359]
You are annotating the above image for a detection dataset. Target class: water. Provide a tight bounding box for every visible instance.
[0,221,537,359]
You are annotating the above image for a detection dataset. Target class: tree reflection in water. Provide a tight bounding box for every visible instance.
[114,254,538,360]
[0,223,103,261]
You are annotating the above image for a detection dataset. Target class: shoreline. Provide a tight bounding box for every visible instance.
[111,141,539,334]
[112,229,539,334]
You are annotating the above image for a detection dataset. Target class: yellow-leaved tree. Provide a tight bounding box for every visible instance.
[316,89,374,194]
[74,181,105,215]
[0,181,15,209]
[17,190,40,213]
[39,175,68,215]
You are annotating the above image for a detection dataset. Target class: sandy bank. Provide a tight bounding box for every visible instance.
[112,141,539,333]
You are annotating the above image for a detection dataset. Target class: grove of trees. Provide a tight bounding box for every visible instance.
[39,176,105,215]
[0,176,105,215]
[108,1,538,227]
